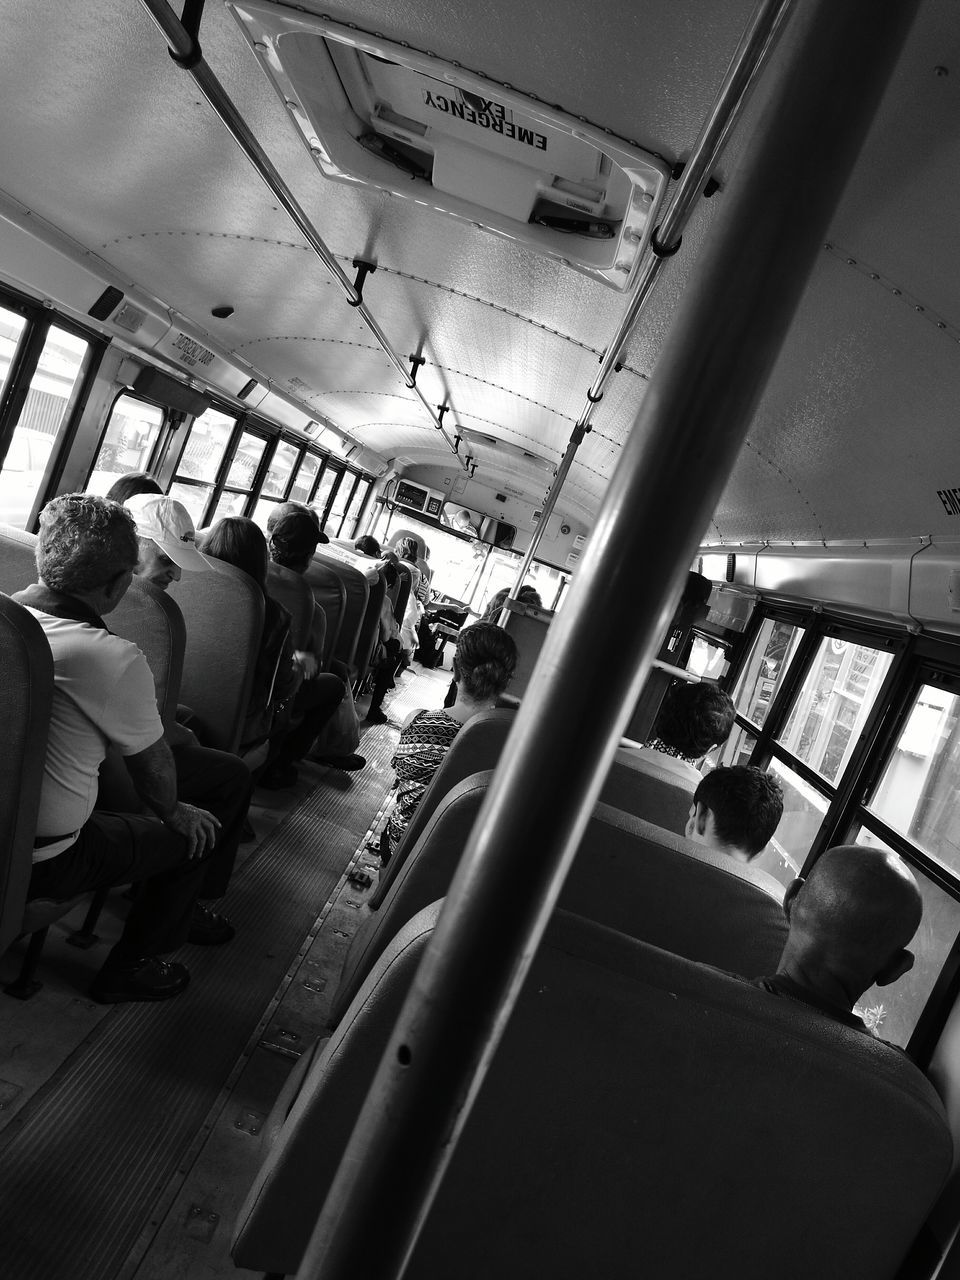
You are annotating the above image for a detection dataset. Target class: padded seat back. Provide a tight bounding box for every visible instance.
[501,599,553,699]
[267,562,315,652]
[353,569,386,686]
[0,523,40,594]
[303,559,345,669]
[394,563,412,625]
[0,595,53,956]
[167,560,264,753]
[336,777,788,1024]
[235,905,951,1280]
[371,708,518,908]
[108,577,186,728]
[373,709,697,908]
[313,552,369,676]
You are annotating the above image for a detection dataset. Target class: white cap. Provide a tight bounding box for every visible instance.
[124,493,210,572]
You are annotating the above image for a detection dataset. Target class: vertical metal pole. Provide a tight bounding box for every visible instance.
[295,2,921,1278]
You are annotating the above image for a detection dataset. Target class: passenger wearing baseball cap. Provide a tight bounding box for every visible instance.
[125,493,210,590]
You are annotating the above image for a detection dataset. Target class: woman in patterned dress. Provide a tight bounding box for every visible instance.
[385,623,518,851]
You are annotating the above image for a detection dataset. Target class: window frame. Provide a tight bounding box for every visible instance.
[83,388,170,493]
[724,602,960,1062]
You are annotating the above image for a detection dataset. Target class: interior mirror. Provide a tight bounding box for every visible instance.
[442,503,516,549]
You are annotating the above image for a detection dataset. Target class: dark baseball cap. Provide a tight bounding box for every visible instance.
[268,510,327,557]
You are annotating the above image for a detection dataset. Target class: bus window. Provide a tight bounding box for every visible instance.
[777,637,894,785]
[204,429,269,526]
[311,464,341,529]
[342,477,370,537]
[0,325,89,529]
[290,451,319,504]
[327,471,357,536]
[866,684,960,875]
[86,394,165,495]
[732,617,805,730]
[850,825,960,1049]
[762,758,829,888]
[0,305,27,403]
[709,724,758,771]
[169,406,237,526]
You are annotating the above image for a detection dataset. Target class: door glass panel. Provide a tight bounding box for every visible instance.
[225,431,267,491]
[777,637,894,785]
[733,617,805,729]
[290,452,320,504]
[0,306,27,402]
[87,395,165,495]
[176,408,235,484]
[262,439,299,501]
[0,325,89,528]
[765,758,829,887]
[849,825,960,1049]
[867,685,960,876]
[311,467,340,528]
[168,481,211,529]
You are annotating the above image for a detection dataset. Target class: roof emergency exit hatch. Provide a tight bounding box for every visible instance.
[228,3,670,290]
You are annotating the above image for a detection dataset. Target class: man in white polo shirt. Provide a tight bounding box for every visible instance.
[16,493,239,1003]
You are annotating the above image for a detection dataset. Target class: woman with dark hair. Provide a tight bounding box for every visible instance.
[104,471,163,505]
[200,518,304,754]
[384,623,518,850]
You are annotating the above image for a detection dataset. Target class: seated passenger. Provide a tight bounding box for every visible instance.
[748,844,923,1035]
[103,471,163,505]
[354,534,381,558]
[15,494,247,1003]
[385,623,518,851]
[441,584,544,708]
[124,491,210,591]
[264,509,365,779]
[365,554,404,724]
[685,765,784,863]
[198,518,308,755]
[637,679,736,782]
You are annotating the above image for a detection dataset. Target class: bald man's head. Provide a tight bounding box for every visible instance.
[784,845,922,997]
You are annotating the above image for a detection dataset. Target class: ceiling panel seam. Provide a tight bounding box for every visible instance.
[824,242,960,347]
[741,438,825,540]
[104,230,651,376]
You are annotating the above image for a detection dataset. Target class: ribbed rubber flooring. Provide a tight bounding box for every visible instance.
[0,782,366,1280]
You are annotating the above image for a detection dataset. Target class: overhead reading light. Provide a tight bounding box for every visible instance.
[237,377,258,400]
[227,4,669,290]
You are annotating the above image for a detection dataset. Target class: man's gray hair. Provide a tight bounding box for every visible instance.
[36,493,139,594]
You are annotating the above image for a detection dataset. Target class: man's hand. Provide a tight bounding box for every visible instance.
[294,650,319,680]
[163,802,221,858]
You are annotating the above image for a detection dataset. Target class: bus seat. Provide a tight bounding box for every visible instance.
[233,904,951,1280]
[334,776,787,1026]
[267,561,315,653]
[394,562,412,625]
[109,577,186,729]
[303,559,346,670]
[372,709,697,910]
[352,568,387,689]
[0,595,53,960]
[0,523,39,594]
[369,707,518,908]
[500,599,553,700]
[167,559,264,754]
[313,551,370,678]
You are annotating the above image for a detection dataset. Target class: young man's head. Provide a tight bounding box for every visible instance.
[267,509,324,574]
[124,493,208,590]
[780,845,923,1008]
[651,680,736,760]
[36,493,139,613]
[686,766,784,862]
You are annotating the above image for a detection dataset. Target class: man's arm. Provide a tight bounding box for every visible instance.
[124,737,220,858]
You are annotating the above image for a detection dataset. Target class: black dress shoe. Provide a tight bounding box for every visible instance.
[90,956,190,1004]
[188,903,235,945]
